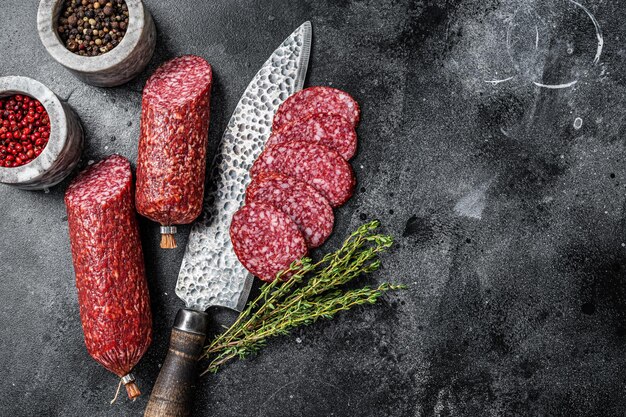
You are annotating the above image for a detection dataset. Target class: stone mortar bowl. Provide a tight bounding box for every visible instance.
[37,0,156,87]
[0,76,84,190]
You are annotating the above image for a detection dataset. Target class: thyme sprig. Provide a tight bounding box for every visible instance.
[201,220,404,375]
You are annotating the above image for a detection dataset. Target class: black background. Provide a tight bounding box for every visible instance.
[1,0,626,416]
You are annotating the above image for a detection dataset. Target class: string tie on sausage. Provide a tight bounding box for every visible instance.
[110,373,141,403]
[160,225,177,249]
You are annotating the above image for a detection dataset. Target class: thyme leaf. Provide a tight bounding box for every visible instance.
[201,220,404,376]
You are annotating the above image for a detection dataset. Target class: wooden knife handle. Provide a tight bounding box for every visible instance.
[144,309,209,417]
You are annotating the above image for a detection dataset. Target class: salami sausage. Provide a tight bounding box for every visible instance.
[266,113,357,160]
[246,172,334,248]
[250,142,356,207]
[136,55,213,249]
[272,86,360,131]
[230,201,308,282]
[64,155,152,400]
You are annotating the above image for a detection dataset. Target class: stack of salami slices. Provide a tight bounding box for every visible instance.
[230,86,360,282]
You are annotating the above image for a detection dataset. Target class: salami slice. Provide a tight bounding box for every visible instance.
[65,155,152,399]
[246,172,334,248]
[230,202,308,282]
[272,86,360,131]
[136,55,213,249]
[266,113,357,160]
[250,142,356,207]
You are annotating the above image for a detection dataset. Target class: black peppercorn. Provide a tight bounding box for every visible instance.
[56,0,129,57]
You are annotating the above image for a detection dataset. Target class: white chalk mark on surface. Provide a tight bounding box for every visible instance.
[487,1,603,89]
[257,381,298,412]
[535,25,539,50]
[574,117,583,129]
[454,179,494,220]
[256,377,352,415]
[505,7,521,69]
[533,80,578,89]
[484,76,515,85]
[569,0,604,64]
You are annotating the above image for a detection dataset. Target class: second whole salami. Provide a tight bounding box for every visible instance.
[136,55,213,249]
[64,155,152,399]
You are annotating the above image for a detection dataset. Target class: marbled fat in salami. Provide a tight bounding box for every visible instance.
[136,55,213,248]
[230,202,308,282]
[272,86,360,131]
[65,155,152,399]
[266,113,357,160]
[250,142,356,207]
[246,172,334,248]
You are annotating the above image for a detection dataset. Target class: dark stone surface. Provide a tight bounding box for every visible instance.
[1,0,625,416]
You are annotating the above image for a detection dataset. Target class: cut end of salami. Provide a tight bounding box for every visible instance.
[65,154,132,208]
[272,86,360,131]
[251,141,356,207]
[230,202,308,282]
[142,55,213,108]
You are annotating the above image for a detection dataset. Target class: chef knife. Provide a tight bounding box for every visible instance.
[144,21,312,417]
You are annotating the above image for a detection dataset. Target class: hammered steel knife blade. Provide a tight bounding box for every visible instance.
[144,22,312,417]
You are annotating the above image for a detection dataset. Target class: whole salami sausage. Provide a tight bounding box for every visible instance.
[272,86,360,131]
[64,155,152,400]
[266,112,357,160]
[136,55,213,249]
[250,141,356,207]
[230,201,308,282]
[246,172,334,248]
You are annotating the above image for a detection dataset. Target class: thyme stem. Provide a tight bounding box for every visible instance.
[201,221,404,376]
